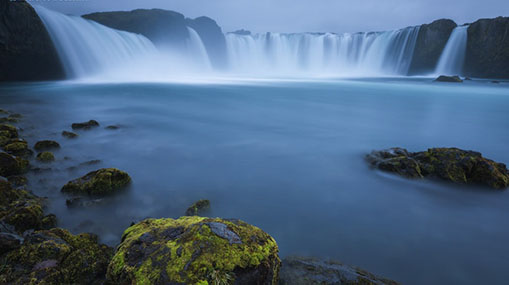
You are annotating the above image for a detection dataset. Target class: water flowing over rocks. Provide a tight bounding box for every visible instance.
[366,147,509,189]
[0,0,64,81]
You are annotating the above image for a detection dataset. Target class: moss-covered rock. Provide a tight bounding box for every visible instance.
[3,140,33,157]
[71,120,99,130]
[185,199,211,216]
[62,130,78,139]
[34,140,60,151]
[61,168,131,196]
[107,216,280,284]
[0,152,29,177]
[0,228,113,284]
[36,151,55,162]
[0,180,48,233]
[0,124,18,139]
[6,175,27,188]
[280,256,399,285]
[367,147,509,189]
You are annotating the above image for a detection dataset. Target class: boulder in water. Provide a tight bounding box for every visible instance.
[71,120,99,130]
[61,168,131,196]
[280,256,399,285]
[185,199,210,216]
[3,140,33,157]
[434,75,463,82]
[61,131,78,139]
[367,147,509,189]
[107,216,280,284]
[36,152,55,162]
[34,140,60,151]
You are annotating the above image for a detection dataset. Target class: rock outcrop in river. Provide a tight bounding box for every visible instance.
[367,147,509,189]
[0,0,64,81]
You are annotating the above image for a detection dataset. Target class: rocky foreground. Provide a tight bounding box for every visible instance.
[1,109,400,284]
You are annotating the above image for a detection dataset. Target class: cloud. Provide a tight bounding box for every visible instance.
[33,0,509,33]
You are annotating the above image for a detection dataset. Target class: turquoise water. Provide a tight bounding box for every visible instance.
[1,78,509,284]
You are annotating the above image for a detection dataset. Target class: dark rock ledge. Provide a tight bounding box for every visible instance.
[366,147,509,189]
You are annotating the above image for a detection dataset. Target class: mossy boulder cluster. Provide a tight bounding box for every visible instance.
[107,216,281,284]
[62,168,131,196]
[280,256,398,285]
[0,124,29,178]
[0,228,113,284]
[367,147,509,189]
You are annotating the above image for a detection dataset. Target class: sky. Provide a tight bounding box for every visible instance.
[34,0,509,34]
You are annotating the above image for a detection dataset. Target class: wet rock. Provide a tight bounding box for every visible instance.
[41,214,57,230]
[3,140,33,157]
[36,152,55,163]
[105,125,120,130]
[7,175,27,187]
[434,75,463,83]
[66,197,105,208]
[34,140,60,151]
[0,152,29,177]
[61,168,131,196]
[0,180,46,233]
[0,124,18,139]
[279,256,399,285]
[107,216,280,284]
[71,120,99,130]
[0,115,19,123]
[0,228,113,284]
[0,232,22,254]
[185,199,210,216]
[367,147,509,189]
[61,131,78,139]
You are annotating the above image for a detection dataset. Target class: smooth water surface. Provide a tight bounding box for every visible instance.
[1,78,509,285]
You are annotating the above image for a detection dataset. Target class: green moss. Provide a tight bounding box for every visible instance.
[36,151,55,162]
[33,140,60,151]
[61,168,131,196]
[4,141,32,157]
[0,124,18,139]
[185,199,211,216]
[107,217,280,284]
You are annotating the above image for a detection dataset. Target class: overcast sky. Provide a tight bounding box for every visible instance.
[34,0,509,33]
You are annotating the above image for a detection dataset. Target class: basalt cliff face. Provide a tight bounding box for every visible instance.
[0,0,64,82]
[409,19,457,75]
[465,17,509,79]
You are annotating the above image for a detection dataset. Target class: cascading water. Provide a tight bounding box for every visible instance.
[186,27,212,70]
[225,26,420,76]
[33,5,157,79]
[435,26,468,76]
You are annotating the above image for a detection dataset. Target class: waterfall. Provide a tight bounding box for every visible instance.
[186,27,212,70]
[33,5,157,79]
[225,26,420,76]
[435,26,468,76]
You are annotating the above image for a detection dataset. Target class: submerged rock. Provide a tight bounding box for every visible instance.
[185,199,211,216]
[71,120,99,130]
[34,140,60,151]
[105,125,120,130]
[280,256,398,285]
[434,75,463,82]
[61,130,78,139]
[61,168,131,196]
[7,175,27,188]
[66,197,105,208]
[36,151,55,162]
[367,147,509,189]
[107,216,280,284]
[0,152,29,177]
[0,228,113,284]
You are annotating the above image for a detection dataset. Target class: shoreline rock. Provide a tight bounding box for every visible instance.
[61,168,131,196]
[366,147,509,189]
[280,256,399,285]
[107,216,281,284]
